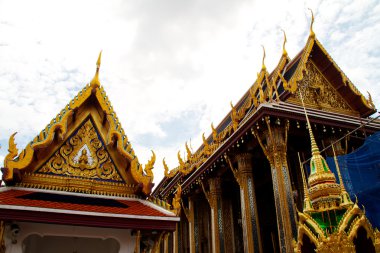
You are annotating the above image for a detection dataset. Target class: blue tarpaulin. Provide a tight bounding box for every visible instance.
[326,131,380,229]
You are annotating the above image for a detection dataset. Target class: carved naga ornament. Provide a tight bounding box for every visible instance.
[172,184,182,216]
[130,151,156,195]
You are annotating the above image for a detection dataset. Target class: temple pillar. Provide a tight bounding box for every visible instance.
[203,177,224,253]
[222,197,235,253]
[183,196,196,253]
[0,221,5,253]
[173,224,179,253]
[134,230,141,253]
[163,233,169,253]
[231,153,263,253]
[254,119,296,253]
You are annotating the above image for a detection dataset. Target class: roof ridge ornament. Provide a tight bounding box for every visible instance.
[281,29,287,56]
[261,45,266,70]
[90,51,102,88]
[308,8,315,38]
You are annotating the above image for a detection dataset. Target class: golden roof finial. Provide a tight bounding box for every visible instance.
[177,151,185,168]
[4,132,18,168]
[281,29,287,56]
[211,123,218,141]
[163,158,169,177]
[90,51,102,88]
[185,142,192,161]
[298,152,313,212]
[261,45,266,70]
[332,144,353,207]
[308,8,315,38]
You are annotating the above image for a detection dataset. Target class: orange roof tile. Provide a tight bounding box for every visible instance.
[0,188,175,219]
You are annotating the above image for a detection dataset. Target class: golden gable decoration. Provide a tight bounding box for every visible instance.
[291,61,352,114]
[37,118,123,182]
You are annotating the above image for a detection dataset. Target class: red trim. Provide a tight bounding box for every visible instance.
[0,208,177,231]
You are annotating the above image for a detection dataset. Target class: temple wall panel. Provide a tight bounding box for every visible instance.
[2,222,135,253]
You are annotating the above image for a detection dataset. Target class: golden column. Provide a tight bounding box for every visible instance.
[202,177,224,253]
[227,153,263,253]
[183,197,196,253]
[173,224,179,253]
[163,233,169,253]
[254,119,296,253]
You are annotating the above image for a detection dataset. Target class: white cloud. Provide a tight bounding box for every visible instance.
[0,0,379,187]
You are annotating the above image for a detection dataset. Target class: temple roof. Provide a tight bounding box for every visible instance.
[0,187,179,230]
[2,53,157,197]
[154,30,378,198]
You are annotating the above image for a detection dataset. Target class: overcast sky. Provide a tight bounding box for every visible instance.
[0,0,379,186]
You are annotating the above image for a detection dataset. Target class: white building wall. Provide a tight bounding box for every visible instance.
[3,222,136,253]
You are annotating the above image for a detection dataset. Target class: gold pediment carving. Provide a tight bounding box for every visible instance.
[289,61,355,115]
[36,118,123,182]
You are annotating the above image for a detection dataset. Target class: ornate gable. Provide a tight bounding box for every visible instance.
[287,61,354,115]
[36,118,124,182]
[2,53,156,196]
[283,33,375,117]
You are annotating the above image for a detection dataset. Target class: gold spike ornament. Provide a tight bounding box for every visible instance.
[90,51,102,88]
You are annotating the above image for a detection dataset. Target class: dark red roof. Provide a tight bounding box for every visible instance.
[0,188,175,218]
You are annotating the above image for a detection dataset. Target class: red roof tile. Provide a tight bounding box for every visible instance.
[0,188,174,218]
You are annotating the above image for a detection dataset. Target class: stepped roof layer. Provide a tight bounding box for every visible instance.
[0,187,179,230]
[154,29,378,198]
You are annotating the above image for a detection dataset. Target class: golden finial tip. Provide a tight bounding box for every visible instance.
[90,51,102,88]
[261,45,266,70]
[308,8,315,38]
[281,29,287,56]
[97,50,102,67]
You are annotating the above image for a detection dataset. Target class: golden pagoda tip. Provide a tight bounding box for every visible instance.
[90,51,102,88]
[261,45,266,70]
[97,50,102,67]
[308,8,315,38]
[281,29,287,56]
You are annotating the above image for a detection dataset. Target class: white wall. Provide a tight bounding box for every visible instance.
[3,222,136,253]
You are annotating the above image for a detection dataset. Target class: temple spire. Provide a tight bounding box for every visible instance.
[299,89,341,210]
[90,51,102,88]
[308,8,315,38]
[281,29,287,56]
[299,89,321,162]
[332,144,353,207]
[298,152,313,212]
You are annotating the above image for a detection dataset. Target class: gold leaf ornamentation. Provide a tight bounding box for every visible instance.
[38,119,122,182]
[4,132,18,168]
[295,62,351,112]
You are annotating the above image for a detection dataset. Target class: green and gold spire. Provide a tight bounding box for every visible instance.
[299,90,341,210]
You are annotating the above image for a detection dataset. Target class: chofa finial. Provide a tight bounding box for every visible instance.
[90,51,102,88]
[261,45,266,70]
[281,29,287,56]
[308,8,315,38]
